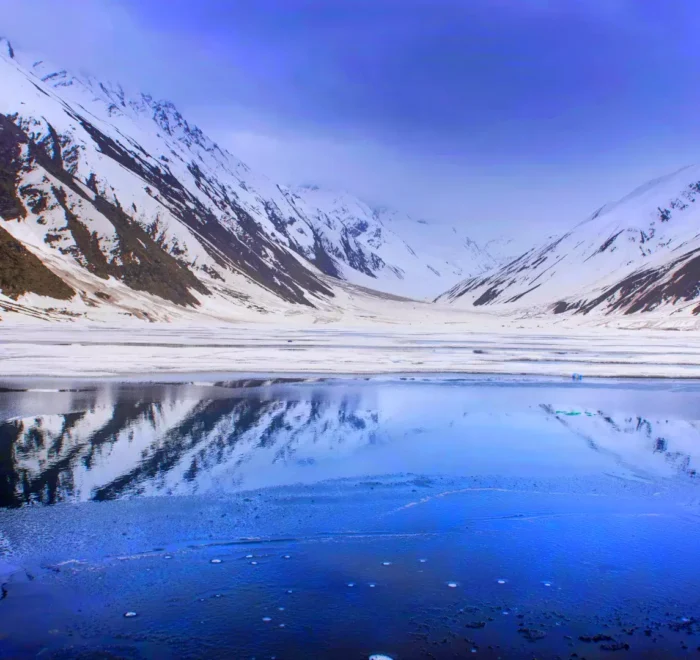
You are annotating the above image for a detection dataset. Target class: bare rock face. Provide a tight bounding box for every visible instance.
[0,224,75,300]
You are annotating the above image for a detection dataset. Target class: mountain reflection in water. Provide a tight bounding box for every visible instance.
[1,378,698,508]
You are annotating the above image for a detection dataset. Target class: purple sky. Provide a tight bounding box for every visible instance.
[3,0,700,241]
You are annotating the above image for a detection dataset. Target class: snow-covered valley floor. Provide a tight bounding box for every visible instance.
[2,321,700,379]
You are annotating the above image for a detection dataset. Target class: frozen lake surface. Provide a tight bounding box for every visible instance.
[4,324,700,378]
[1,376,699,658]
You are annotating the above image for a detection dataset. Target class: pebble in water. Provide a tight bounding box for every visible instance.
[287,590,293,594]
[279,623,286,628]
[124,612,137,618]
[347,582,355,587]
[497,579,507,584]
[164,555,172,560]
[369,655,394,660]
[211,559,222,564]
[250,561,258,566]
[278,607,285,611]
[262,617,272,623]
[369,583,376,588]
[419,559,427,563]
[542,581,552,587]
[283,555,291,559]
[447,582,458,588]
[245,554,254,559]
[382,561,392,566]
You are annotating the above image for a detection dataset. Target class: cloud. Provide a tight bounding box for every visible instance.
[0,0,202,98]
[220,126,512,240]
[218,118,700,245]
[2,1,137,68]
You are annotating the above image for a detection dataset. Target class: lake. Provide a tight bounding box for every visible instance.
[1,376,699,658]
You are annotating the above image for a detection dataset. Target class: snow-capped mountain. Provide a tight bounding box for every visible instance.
[0,38,496,322]
[438,164,700,317]
[284,186,499,298]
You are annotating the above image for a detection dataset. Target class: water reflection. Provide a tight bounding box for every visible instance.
[1,378,698,507]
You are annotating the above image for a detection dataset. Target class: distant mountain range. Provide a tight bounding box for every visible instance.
[2,36,700,324]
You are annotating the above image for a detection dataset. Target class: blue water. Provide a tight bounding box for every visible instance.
[1,376,699,658]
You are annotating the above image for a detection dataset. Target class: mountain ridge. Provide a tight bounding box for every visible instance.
[4,36,700,325]
[437,163,700,318]
[0,37,500,322]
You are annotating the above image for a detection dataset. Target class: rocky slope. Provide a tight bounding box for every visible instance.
[438,165,700,318]
[0,38,497,322]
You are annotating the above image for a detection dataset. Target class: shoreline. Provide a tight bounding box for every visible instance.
[4,325,700,380]
[4,370,700,385]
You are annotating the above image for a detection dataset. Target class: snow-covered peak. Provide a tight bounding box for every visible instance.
[283,184,501,298]
[0,38,504,320]
[20,44,500,297]
[439,164,700,317]
[575,165,699,231]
